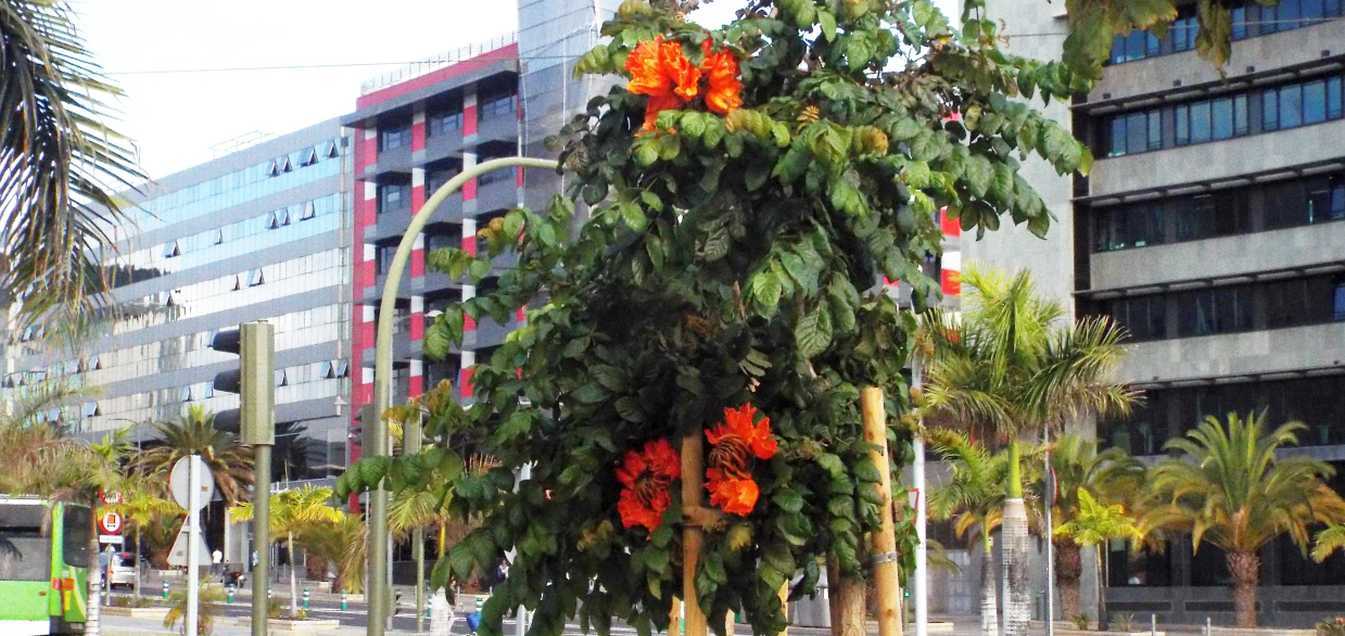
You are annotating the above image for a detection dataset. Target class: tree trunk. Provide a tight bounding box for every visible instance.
[1226,550,1260,628]
[305,553,328,581]
[979,534,998,636]
[135,532,143,599]
[288,533,299,616]
[1095,544,1107,630]
[1000,497,1030,636]
[827,558,866,636]
[1054,540,1082,620]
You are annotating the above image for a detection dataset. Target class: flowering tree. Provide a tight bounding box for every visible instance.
[335,0,1103,634]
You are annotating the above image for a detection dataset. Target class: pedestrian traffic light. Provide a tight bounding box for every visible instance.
[209,322,275,445]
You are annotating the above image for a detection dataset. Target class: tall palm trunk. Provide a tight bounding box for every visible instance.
[135,531,143,599]
[1226,551,1260,628]
[1054,540,1082,620]
[1001,440,1031,636]
[288,532,299,616]
[979,532,998,636]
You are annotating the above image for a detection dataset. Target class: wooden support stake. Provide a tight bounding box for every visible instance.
[670,597,682,636]
[682,429,709,636]
[777,582,790,636]
[861,386,903,636]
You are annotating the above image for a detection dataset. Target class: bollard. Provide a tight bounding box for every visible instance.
[1151,614,1156,636]
[227,585,235,604]
[162,581,170,600]
[340,593,348,611]
[1205,616,1211,636]
[303,588,310,610]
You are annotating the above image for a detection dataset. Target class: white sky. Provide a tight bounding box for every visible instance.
[72,0,951,180]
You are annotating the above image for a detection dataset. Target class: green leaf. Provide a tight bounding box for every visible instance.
[818,9,837,41]
[592,364,626,392]
[750,269,784,318]
[794,304,833,358]
[449,543,475,581]
[827,172,865,216]
[963,154,993,198]
[572,382,608,404]
[621,202,648,231]
[773,489,805,513]
[779,250,818,296]
[468,258,492,281]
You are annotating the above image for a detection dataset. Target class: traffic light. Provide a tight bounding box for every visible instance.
[209,322,275,445]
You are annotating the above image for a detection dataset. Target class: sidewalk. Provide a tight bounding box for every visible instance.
[102,614,428,636]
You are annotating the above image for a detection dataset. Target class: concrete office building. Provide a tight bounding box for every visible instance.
[2,120,355,488]
[937,0,1345,627]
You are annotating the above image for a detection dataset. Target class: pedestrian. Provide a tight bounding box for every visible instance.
[211,549,223,576]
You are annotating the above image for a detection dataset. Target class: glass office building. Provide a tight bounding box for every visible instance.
[2,119,354,487]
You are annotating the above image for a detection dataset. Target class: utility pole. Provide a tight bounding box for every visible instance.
[911,360,927,636]
[1043,424,1055,636]
[235,323,275,636]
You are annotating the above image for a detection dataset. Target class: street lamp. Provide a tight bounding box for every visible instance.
[366,156,559,636]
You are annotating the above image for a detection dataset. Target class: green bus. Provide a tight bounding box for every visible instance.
[0,496,92,635]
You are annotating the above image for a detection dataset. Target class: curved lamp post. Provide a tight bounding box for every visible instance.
[367,156,559,636]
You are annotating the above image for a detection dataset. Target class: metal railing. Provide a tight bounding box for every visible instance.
[359,33,518,96]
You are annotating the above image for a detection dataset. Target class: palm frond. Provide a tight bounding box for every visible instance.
[0,0,143,326]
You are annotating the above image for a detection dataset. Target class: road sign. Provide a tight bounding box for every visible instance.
[98,510,123,534]
[167,519,209,567]
[170,456,214,511]
[99,535,124,544]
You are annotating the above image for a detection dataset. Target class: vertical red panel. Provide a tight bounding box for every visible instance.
[940,207,961,237]
[459,367,476,398]
[411,247,425,277]
[941,269,961,296]
[409,375,424,397]
[411,119,426,152]
[515,306,526,323]
[463,177,477,201]
[463,104,478,137]
[411,312,425,341]
[461,235,477,257]
[464,313,477,331]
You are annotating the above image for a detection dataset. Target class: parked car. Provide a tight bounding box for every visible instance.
[106,552,137,589]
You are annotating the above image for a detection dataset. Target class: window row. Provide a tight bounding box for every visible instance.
[1108,0,1343,65]
[82,368,347,425]
[1093,273,1345,342]
[112,194,342,285]
[1090,172,1345,252]
[377,91,516,155]
[1104,374,1345,457]
[130,137,345,224]
[1102,74,1344,157]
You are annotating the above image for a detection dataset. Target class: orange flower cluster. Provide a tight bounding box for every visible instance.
[624,36,743,132]
[615,438,681,532]
[705,403,777,516]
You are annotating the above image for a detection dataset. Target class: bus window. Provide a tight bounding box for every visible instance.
[62,505,92,568]
[0,503,49,581]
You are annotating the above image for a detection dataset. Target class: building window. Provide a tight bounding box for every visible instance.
[1109,29,1161,64]
[1106,108,1162,157]
[1263,75,1343,132]
[379,183,409,213]
[479,92,516,121]
[429,110,464,137]
[1169,13,1197,51]
[181,386,193,402]
[248,268,265,287]
[300,201,316,221]
[380,125,411,151]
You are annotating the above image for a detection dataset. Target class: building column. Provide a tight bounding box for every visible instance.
[409,359,424,399]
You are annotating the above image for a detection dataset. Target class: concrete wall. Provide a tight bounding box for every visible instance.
[1088,20,1345,104]
[1116,322,1345,384]
[1089,220,1345,291]
[964,0,1077,312]
[1087,118,1345,198]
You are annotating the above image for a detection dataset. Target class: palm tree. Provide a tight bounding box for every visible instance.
[1149,412,1345,627]
[0,0,143,326]
[1054,488,1142,631]
[163,577,225,636]
[1047,434,1145,620]
[919,268,1139,636]
[110,476,183,595]
[132,405,254,505]
[927,429,1029,636]
[230,486,342,617]
[1313,525,1345,563]
[298,513,364,593]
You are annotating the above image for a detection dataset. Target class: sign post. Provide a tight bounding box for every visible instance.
[170,455,214,636]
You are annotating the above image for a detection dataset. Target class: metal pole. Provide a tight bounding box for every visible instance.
[1044,425,1054,636]
[369,157,559,636]
[406,413,425,633]
[253,444,271,636]
[242,321,276,636]
[912,361,927,636]
[187,457,201,636]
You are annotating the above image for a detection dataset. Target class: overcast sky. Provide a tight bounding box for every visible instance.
[73,1,951,180]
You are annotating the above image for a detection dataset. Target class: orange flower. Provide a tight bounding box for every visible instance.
[615,438,680,532]
[706,467,759,516]
[706,403,777,460]
[626,36,701,132]
[700,39,742,115]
